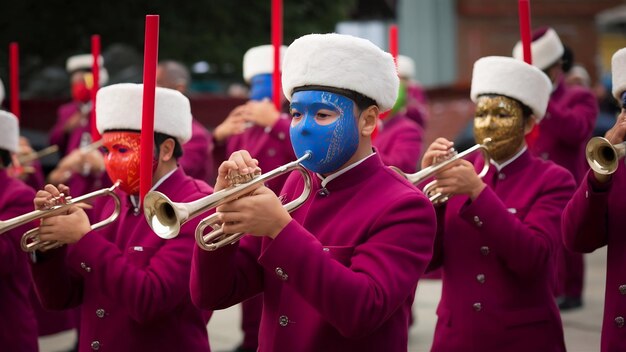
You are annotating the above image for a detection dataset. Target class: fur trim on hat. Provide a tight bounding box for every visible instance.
[282,33,399,112]
[96,83,192,143]
[0,110,19,153]
[512,28,564,71]
[397,55,415,79]
[66,54,109,85]
[0,78,4,105]
[470,56,552,121]
[612,48,626,101]
[243,45,287,83]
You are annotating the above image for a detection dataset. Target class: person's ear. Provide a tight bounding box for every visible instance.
[159,138,176,161]
[360,105,379,137]
[523,116,536,135]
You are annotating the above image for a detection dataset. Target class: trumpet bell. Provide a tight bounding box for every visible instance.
[143,192,183,240]
[586,137,626,175]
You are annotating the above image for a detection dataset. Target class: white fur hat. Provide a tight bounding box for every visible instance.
[96,83,192,143]
[0,110,19,153]
[397,55,415,79]
[243,45,287,83]
[611,48,626,101]
[282,33,399,112]
[471,56,552,121]
[66,54,109,85]
[512,28,564,71]
[0,77,4,105]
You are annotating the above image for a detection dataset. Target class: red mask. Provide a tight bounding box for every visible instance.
[102,132,143,195]
[71,82,92,103]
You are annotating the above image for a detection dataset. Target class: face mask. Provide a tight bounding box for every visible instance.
[102,131,157,195]
[72,81,92,103]
[289,90,360,174]
[473,95,526,163]
[249,73,273,101]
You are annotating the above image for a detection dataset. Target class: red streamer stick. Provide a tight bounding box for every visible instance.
[389,24,399,69]
[518,0,532,64]
[271,0,283,111]
[140,15,159,205]
[91,34,102,141]
[9,42,20,118]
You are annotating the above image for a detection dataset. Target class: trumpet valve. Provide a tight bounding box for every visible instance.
[226,168,262,186]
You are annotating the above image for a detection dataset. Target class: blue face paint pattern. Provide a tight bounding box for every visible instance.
[289,90,360,174]
[249,73,273,101]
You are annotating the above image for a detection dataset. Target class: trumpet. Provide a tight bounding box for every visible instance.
[393,138,492,203]
[586,136,626,175]
[144,152,313,251]
[0,182,121,252]
[17,145,59,164]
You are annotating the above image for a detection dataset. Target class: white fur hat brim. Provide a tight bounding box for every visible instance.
[512,28,564,71]
[397,55,415,79]
[96,83,192,144]
[66,54,109,85]
[0,77,4,105]
[612,48,626,101]
[0,110,19,153]
[243,45,287,82]
[471,56,552,121]
[282,33,399,112]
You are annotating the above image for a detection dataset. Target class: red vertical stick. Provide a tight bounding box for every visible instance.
[389,24,399,69]
[91,34,102,141]
[140,15,159,204]
[271,0,283,111]
[9,42,20,118]
[518,0,532,64]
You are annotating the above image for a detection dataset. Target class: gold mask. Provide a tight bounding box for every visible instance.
[473,95,526,163]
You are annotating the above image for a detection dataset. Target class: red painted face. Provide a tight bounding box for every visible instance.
[102,131,142,194]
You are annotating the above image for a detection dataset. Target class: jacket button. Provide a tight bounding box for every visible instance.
[278,132,286,140]
[480,246,490,256]
[473,302,482,312]
[80,262,92,272]
[498,173,506,180]
[619,285,626,295]
[615,316,625,328]
[91,340,100,350]
[317,188,329,197]
[275,267,288,281]
[476,274,485,284]
[279,315,289,327]
[473,216,483,227]
[96,309,105,318]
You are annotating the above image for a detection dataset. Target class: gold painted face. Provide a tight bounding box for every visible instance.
[473,95,526,163]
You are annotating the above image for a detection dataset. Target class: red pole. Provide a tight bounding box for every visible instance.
[518,0,532,64]
[9,42,20,118]
[389,24,399,69]
[90,34,102,141]
[140,15,159,204]
[271,0,283,111]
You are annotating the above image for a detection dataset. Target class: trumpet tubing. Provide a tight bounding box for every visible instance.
[586,137,626,176]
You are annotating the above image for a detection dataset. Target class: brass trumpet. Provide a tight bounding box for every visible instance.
[393,138,492,203]
[0,182,122,252]
[586,136,626,175]
[144,152,313,251]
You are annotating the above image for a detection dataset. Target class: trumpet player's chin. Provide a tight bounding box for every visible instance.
[475,135,525,163]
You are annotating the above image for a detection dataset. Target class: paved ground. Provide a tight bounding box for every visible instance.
[39,247,607,352]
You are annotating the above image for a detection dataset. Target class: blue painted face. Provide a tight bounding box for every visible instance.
[289,90,360,174]
[249,73,273,101]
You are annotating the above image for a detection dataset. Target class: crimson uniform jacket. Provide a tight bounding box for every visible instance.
[214,115,294,194]
[0,171,38,352]
[180,119,214,184]
[562,166,626,352]
[373,114,422,173]
[50,101,90,157]
[30,168,213,352]
[529,77,598,183]
[190,153,436,352]
[428,150,575,352]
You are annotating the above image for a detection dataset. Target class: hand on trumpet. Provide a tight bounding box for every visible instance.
[33,184,92,247]
[594,109,626,183]
[423,138,486,201]
[48,147,105,185]
[214,150,291,239]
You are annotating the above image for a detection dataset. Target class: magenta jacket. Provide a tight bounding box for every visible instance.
[50,101,91,157]
[190,153,436,351]
[30,168,213,352]
[180,119,214,184]
[562,165,626,352]
[214,115,295,194]
[0,171,38,351]
[428,150,575,352]
[529,78,598,183]
[373,114,423,173]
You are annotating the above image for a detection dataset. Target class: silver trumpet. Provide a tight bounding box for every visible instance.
[144,152,313,251]
[586,136,626,175]
[0,182,122,253]
[393,138,492,204]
